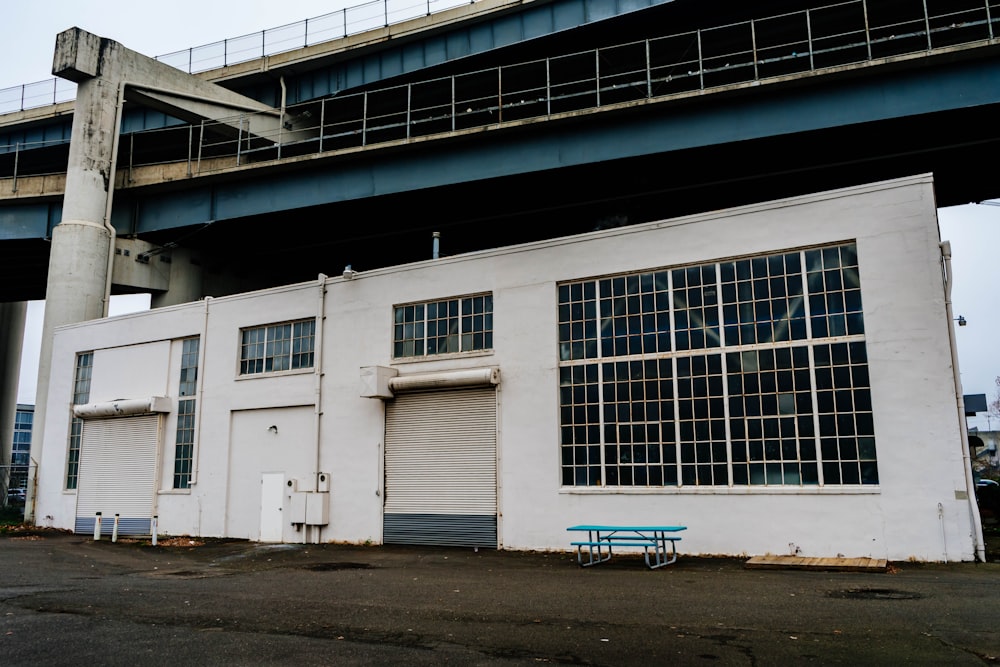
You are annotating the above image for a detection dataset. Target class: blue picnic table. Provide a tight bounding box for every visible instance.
[567,524,687,569]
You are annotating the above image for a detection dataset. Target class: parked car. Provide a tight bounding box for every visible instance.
[977,478,999,488]
[6,488,25,504]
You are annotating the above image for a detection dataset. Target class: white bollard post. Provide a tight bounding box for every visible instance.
[93,512,102,541]
[112,513,120,542]
[151,515,158,546]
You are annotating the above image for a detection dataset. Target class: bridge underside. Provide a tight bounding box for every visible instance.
[3,0,1000,302]
[3,94,998,303]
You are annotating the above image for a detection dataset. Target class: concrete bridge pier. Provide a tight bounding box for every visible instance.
[150,247,205,308]
[0,301,26,501]
[26,30,289,518]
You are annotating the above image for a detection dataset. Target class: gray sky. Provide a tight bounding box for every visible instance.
[2,1,360,90]
[7,2,1000,427]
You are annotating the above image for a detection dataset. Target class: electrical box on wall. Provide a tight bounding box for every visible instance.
[305,493,329,525]
[360,366,397,398]
[316,472,330,492]
[289,492,307,524]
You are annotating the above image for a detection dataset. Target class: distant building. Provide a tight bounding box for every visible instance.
[9,404,32,492]
[31,176,984,561]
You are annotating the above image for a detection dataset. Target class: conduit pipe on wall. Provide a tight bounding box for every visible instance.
[279,77,287,157]
[101,80,127,317]
[191,296,212,487]
[312,274,328,543]
[940,240,985,562]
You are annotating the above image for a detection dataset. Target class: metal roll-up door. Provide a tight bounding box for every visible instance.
[75,414,159,536]
[384,387,497,548]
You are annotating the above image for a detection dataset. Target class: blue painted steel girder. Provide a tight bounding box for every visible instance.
[131,53,1000,234]
[290,0,676,104]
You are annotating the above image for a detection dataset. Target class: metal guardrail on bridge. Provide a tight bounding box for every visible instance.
[0,0,472,115]
[2,0,999,188]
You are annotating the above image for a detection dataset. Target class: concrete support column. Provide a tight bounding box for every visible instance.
[30,36,122,503]
[150,247,205,308]
[0,301,27,500]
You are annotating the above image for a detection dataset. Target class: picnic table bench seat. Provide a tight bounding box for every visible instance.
[567,525,686,569]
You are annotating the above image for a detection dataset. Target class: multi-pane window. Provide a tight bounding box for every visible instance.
[239,319,315,375]
[66,352,93,490]
[393,293,493,358]
[558,242,878,489]
[174,338,199,489]
[9,408,33,490]
[12,409,32,465]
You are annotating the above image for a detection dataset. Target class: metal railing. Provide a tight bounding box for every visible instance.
[2,0,999,185]
[0,0,473,115]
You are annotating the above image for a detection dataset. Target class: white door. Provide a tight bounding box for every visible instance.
[259,473,284,542]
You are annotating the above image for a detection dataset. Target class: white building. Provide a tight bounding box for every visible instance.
[32,174,984,561]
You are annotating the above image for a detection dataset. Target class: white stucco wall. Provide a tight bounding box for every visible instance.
[34,175,981,560]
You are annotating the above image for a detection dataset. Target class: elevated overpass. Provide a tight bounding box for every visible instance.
[2,0,1000,305]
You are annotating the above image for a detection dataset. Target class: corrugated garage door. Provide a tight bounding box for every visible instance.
[75,415,159,536]
[384,387,497,547]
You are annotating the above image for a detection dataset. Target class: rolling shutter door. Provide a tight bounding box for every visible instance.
[384,387,497,547]
[75,414,159,536]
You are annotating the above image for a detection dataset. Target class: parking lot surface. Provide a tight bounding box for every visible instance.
[1,532,998,665]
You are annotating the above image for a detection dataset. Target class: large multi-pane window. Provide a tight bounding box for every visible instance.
[239,319,315,375]
[174,338,199,489]
[66,352,93,490]
[558,242,877,488]
[393,293,493,358]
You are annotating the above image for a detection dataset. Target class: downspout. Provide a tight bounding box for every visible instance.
[278,76,287,159]
[191,296,211,486]
[940,240,985,562]
[313,274,328,543]
[101,80,127,317]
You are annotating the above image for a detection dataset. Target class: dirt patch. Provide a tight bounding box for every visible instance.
[827,588,922,600]
[303,562,374,571]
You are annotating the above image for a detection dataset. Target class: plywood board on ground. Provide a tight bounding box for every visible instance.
[745,555,887,572]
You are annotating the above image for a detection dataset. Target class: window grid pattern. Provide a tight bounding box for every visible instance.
[393,294,493,358]
[676,354,728,486]
[814,341,878,485]
[728,346,818,486]
[240,319,315,375]
[173,400,196,490]
[806,245,864,338]
[559,364,601,486]
[557,242,878,489]
[601,359,675,486]
[67,352,93,490]
[721,252,807,345]
[557,282,598,361]
[598,272,671,359]
[174,338,199,489]
[11,413,31,466]
[672,266,721,351]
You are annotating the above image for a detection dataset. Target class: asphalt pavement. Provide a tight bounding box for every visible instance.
[1,531,998,665]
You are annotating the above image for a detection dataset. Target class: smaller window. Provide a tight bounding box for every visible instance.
[174,338,200,489]
[393,294,493,358]
[67,352,93,490]
[240,319,315,375]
